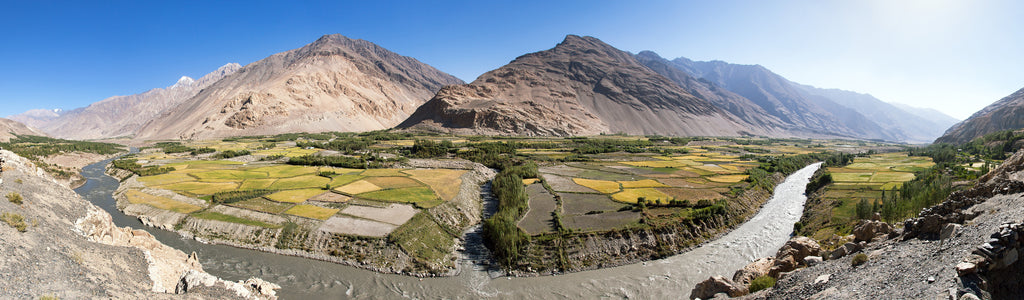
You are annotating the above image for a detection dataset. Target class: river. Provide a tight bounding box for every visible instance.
[75,158,822,299]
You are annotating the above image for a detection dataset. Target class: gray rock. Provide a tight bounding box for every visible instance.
[690,276,745,300]
[805,255,823,266]
[941,223,962,240]
[955,262,978,276]
[853,220,892,243]
[814,274,830,285]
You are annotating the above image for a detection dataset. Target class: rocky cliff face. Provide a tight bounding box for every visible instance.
[9,64,240,140]
[0,118,46,142]
[935,87,1024,145]
[399,35,769,137]
[135,34,464,140]
[0,150,277,299]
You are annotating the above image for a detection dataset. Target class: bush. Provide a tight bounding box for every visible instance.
[6,192,23,205]
[1,212,27,232]
[749,275,776,293]
[851,253,869,266]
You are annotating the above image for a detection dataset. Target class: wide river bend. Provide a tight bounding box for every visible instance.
[75,158,822,299]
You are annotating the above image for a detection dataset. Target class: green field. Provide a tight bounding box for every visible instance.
[191,211,281,228]
[265,189,326,203]
[284,204,339,220]
[125,190,201,213]
[358,187,442,208]
[228,198,293,214]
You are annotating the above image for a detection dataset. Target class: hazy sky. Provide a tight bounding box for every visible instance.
[2,0,1022,120]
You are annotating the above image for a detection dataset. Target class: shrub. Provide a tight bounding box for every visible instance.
[851,253,869,266]
[1,212,27,232]
[6,192,23,205]
[749,275,776,293]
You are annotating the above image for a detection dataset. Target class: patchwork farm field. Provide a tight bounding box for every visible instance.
[803,152,935,241]
[118,139,473,243]
[111,133,910,274]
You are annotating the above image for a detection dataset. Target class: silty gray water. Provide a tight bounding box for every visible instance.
[75,157,821,299]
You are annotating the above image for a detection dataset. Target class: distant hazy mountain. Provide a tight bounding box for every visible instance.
[135,34,463,140]
[796,86,959,144]
[9,64,240,140]
[7,109,61,130]
[0,118,47,142]
[891,103,960,130]
[647,55,903,141]
[633,51,786,130]
[936,87,1024,144]
[399,35,771,137]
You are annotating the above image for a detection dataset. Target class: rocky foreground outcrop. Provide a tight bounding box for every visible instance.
[0,150,278,299]
[692,149,1024,299]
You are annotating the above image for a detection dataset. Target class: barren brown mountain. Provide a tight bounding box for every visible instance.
[399,35,772,136]
[935,87,1024,144]
[9,64,240,140]
[135,34,463,140]
[0,118,46,142]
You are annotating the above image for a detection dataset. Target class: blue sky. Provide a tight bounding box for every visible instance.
[1,0,1022,120]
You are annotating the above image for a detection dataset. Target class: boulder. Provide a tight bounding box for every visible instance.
[768,255,798,278]
[941,223,962,240]
[829,242,862,260]
[732,257,775,286]
[775,236,821,265]
[690,276,745,300]
[805,256,823,266]
[853,220,892,243]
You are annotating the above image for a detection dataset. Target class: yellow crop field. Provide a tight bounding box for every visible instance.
[192,170,268,181]
[138,173,195,186]
[618,179,668,188]
[693,164,732,174]
[125,190,201,213]
[361,168,408,177]
[156,182,239,196]
[284,204,339,220]
[831,172,874,182]
[239,178,277,190]
[870,172,916,183]
[268,175,331,190]
[611,188,672,203]
[336,180,383,195]
[265,189,325,203]
[620,160,687,168]
[250,165,317,178]
[706,174,749,183]
[573,178,621,193]
[522,178,540,185]
[365,176,423,189]
[403,169,467,201]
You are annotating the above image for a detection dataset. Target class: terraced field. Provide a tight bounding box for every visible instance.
[806,152,935,240]
[125,155,469,238]
[527,146,766,233]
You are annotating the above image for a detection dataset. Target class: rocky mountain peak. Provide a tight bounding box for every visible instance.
[399,35,762,137]
[172,76,195,88]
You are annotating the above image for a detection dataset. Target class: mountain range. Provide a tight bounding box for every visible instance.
[10,64,240,140]
[133,34,463,140]
[398,35,768,137]
[8,34,965,144]
[935,87,1024,144]
[0,117,47,142]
